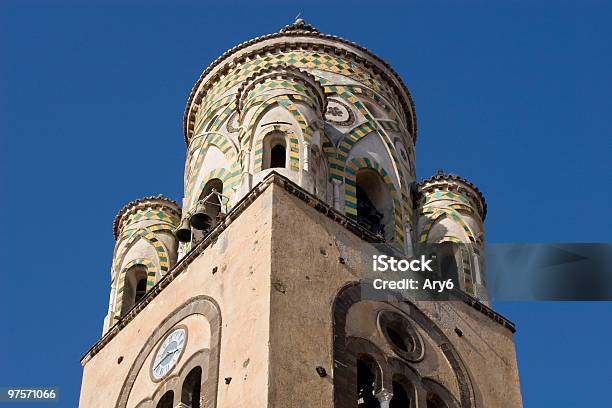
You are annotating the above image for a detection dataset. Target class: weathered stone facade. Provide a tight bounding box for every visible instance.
[80,19,522,408]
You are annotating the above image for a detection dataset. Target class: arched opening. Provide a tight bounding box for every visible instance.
[390,380,410,407]
[181,366,202,408]
[200,178,224,221]
[438,243,459,283]
[357,355,380,408]
[156,390,174,408]
[262,131,288,170]
[270,144,286,168]
[355,168,394,240]
[427,393,447,408]
[120,264,148,316]
[135,278,147,304]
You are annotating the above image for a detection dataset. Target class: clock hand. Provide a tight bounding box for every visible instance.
[155,347,180,369]
[155,352,172,369]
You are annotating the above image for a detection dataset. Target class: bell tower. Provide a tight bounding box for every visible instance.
[80,19,522,408]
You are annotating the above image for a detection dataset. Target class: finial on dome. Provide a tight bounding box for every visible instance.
[280,14,319,33]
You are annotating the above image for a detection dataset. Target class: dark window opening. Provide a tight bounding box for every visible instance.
[134,278,147,304]
[356,185,384,236]
[439,245,459,282]
[385,325,411,353]
[156,391,174,408]
[201,178,224,221]
[181,366,202,408]
[120,265,148,316]
[270,144,286,168]
[390,381,410,408]
[357,358,379,408]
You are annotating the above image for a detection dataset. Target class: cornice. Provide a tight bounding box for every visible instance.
[418,171,487,220]
[113,195,181,239]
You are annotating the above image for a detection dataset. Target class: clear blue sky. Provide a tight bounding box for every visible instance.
[1,1,611,407]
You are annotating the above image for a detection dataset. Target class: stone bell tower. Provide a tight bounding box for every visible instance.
[79,19,522,408]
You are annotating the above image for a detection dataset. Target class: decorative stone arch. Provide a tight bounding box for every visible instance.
[253,125,300,171]
[186,132,240,200]
[344,156,404,244]
[332,88,414,228]
[419,208,476,244]
[333,122,377,180]
[189,168,237,210]
[133,350,210,408]
[113,227,171,288]
[149,377,179,407]
[207,101,237,132]
[116,296,221,408]
[332,84,400,121]
[439,236,465,244]
[332,283,476,408]
[193,94,235,135]
[114,223,175,264]
[114,258,158,318]
[421,378,461,408]
[240,78,321,112]
[240,94,313,149]
[449,203,485,232]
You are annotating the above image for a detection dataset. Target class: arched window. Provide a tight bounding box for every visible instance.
[120,264,148,316]
[357,355,380,408]
[262,131,287,170]
[156,391,174,408]
[200,178,224,221]
[390,380,410,407]
[270,144,286,168]
[135,278,147,304]
[427,393,447,408]
[181,366,202,408]
[438,242,459,284]
[355,169,393,240]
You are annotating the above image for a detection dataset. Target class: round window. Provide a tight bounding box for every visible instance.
[378,311,424,362]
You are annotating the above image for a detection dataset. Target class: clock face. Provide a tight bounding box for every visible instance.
[151,327,186,380]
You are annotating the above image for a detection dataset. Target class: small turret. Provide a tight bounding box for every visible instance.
[103,195,181,333]
[416,172,488,302]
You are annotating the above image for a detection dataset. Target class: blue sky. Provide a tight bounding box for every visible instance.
[0,1,611,406]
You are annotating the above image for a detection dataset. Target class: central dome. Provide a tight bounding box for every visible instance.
[183,19,417,146]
